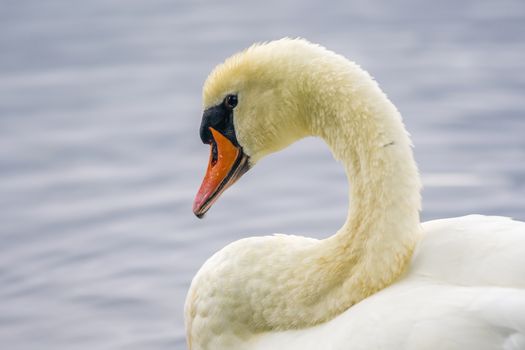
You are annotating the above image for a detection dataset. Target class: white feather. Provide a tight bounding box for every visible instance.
[248,216,525,350]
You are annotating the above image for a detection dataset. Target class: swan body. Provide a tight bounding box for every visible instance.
[186,39,525,350]
[249,215,525,350]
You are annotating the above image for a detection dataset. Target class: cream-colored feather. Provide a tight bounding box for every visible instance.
[185,38,525,350]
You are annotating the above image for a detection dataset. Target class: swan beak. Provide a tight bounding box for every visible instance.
[193,127,250,218]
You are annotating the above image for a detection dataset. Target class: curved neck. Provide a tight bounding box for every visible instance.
[319,87,422,298]
[276,59,422,325]
[310,63,422,247]
[306,60,422,305]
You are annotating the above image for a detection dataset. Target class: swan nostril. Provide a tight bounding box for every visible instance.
[211,139,218,167]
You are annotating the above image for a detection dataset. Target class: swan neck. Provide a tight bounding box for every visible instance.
[307,62,422,297]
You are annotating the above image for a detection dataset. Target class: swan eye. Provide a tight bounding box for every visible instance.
[224,94,238,109]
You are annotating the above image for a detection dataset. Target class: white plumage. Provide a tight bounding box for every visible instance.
[249,216,525,350]
[186,39,525,350]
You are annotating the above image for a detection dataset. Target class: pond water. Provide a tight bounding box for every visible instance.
[0,0,524,349]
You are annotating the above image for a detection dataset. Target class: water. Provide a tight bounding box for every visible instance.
[1,0,524,349]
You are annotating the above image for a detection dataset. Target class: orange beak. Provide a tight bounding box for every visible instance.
[193,127,249,218]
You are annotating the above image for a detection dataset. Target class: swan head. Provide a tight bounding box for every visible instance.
[193,38,319,217]
[192,38,399,217]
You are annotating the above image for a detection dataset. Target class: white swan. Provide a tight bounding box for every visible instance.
[186,38,525,350]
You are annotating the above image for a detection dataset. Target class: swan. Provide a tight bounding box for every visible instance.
[185,38,525,350]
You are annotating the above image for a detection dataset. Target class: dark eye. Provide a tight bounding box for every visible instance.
[224,94,238,109]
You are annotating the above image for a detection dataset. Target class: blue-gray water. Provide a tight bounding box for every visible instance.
[1,1,524,349]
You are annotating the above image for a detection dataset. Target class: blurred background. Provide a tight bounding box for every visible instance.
[1,0,524,349]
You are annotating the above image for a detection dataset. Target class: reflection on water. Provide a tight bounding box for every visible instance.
[0,0,524,349]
